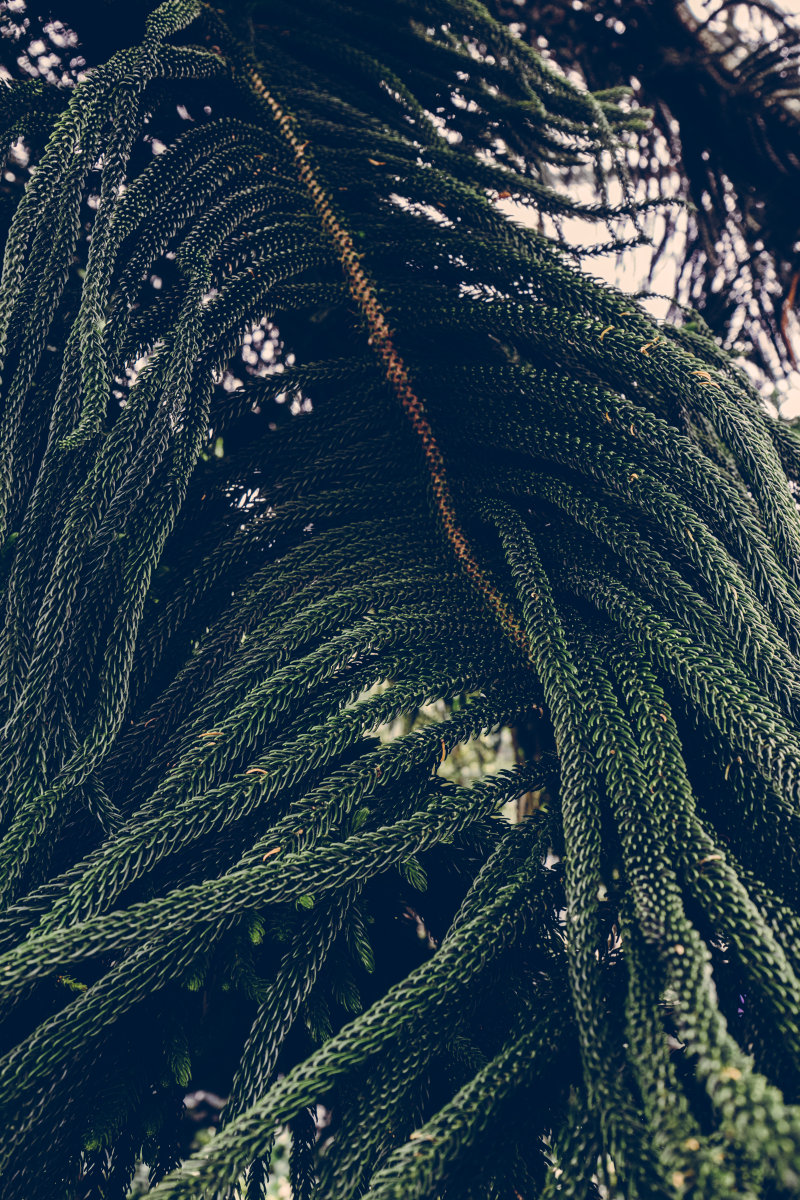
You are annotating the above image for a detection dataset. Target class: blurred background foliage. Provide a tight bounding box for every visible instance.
[494,0,800,399]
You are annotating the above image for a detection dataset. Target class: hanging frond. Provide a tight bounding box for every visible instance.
[497,0,800,377]
[2,1,800,1198]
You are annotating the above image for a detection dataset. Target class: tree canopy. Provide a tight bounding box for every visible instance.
[3,2,800,1198]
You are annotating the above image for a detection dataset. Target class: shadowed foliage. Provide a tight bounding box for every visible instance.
[3,2,800,1198]
[497,0,800,376]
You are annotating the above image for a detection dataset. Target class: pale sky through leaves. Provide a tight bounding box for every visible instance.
[502,0,800,418]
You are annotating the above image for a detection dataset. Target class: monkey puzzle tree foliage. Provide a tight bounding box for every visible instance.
[3,1,800,1197]
[496,0,800,377]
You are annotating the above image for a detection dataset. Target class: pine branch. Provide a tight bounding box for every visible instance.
[1,1,800,1197]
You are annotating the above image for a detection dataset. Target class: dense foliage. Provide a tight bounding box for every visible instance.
[3,1,800,1197]
[498,0,800,376]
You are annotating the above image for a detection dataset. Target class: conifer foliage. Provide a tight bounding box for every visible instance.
[3,1,800,1197]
